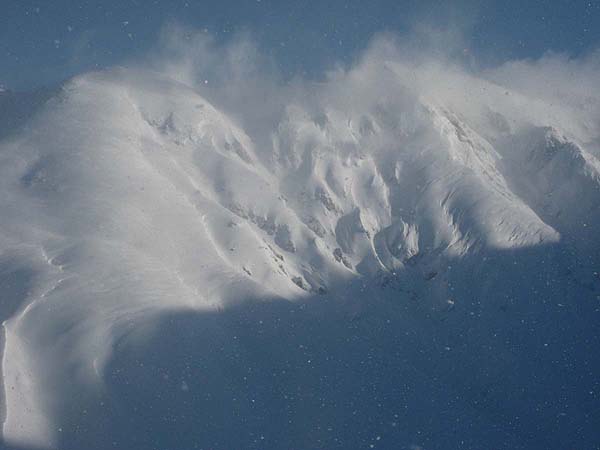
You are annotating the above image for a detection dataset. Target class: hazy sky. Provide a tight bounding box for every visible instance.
[1,0,599,90]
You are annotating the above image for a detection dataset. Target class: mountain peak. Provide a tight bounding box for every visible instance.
[1,67,599,449]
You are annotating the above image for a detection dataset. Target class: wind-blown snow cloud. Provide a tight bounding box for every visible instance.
[144,23,600,154]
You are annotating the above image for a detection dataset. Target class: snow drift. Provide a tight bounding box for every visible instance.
[0,35,599,449]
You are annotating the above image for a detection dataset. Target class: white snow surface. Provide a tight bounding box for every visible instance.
[0,51,599,450]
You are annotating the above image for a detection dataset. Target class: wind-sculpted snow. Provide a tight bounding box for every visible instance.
[0,41,599,449]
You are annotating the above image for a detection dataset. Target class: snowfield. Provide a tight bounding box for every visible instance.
[0,46,599,449]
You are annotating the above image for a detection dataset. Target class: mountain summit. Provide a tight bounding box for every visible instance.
[0,65,599,449]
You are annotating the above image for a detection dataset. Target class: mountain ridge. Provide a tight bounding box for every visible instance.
[0,65,599,449]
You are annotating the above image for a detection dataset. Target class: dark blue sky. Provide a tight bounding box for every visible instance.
[1,0,599,90]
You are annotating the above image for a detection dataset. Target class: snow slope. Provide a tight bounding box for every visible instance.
[0,58,599,449]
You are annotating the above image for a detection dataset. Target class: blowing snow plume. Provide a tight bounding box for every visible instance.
[0,27,599,450]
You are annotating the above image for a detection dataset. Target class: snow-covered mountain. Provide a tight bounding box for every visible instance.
[0,60,599,450]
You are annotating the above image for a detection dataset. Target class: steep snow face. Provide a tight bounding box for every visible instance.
[498,127,600,250]
[0,63,599,449]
